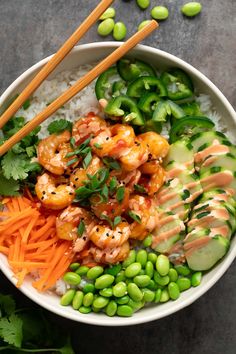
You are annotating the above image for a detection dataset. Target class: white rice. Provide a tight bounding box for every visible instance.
[15,64,230,143]
[16,63,101,138]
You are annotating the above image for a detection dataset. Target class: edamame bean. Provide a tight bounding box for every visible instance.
[156,255,170,276]
[87,266,104,280]
[60,289,76,306]
[72,291,84,310]
[160,289,170,303]
[147,279,158,291]
[122,250,136,267]
[151,6,169,20]
[79,306,92,314]
[116,295,130,305]
[142,234,153,248]
[83,292,94,307]
[125,262,142,278]
[147,252,158,264]
[95,274,115,289]
[76,265,89,276]
[154,271,170,286]
[134,275,151,288]
[97,18,115,37]
[145,261,154,279]
[99,7,116,20]
[168,268,178,282]
[93,296,109,309]
[69,262,80,271]
[127,283,143,302]
[115,270,126,283]
[177,277,191,291]
[136,0,150,10]
[175,264,191,276]
[63,272,81,286]
[168,282,180,300]
[106,264,122,276]
[113,281,127,297]
[138,20,152,31]
[155,288,162,303]
[142,288,155,302]
[128,298,145,311]
[99,288,113,297]
[117,305,133,317]
[136,250,148,267]
[181,2,202,17]
[191,272,202,287]
[83,283,95,294]
[113,22,127,41]
[106,300,117,317]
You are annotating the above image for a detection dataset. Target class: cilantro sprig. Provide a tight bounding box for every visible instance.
[0,293,75,353]
[47,119,72,134]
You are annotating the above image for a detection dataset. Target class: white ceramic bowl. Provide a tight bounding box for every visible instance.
[1,43,236,326]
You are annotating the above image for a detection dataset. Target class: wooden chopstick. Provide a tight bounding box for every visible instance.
[0,0,114,130]
[0,20,158,156]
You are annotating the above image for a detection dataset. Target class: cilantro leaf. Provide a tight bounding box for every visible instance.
[0,295,16,316]
[116,186,125,203]
[47,119,72,134]
[1,151,30,180]
[0,313,23,348]
[0,172,20,196]
[113,216,122,228]
[77,220,85,237]
[128,211,141,223]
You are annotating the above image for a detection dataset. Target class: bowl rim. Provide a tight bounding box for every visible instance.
[0,42,236,326]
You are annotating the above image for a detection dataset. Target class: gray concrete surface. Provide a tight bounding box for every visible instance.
[0,1,236,353]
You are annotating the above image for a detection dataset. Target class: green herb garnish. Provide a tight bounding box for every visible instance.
[134,184,146,193]
[113,216,122,227]
[102,157,121,170]
[47,119,72,134]
[116,186,125,203]
[128,211,141,223]
[77,220,85,237]
[196,211,210,219]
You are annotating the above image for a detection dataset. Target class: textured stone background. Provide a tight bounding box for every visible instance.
[0,1,236,353]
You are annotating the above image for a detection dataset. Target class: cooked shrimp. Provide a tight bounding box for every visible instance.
[89,222,131,249]
[109,169,141,192]
[139,161,166,195]
[56,206,95,251]
[138,132,169,160]
[119,138,149,171]
[90,241,130,264]
[128,195,159,240]
[90,188,130,219]
[91,124,135,159]
[37,130,75,175]
[72,114,107,145]
[35,173,74,210]
[70,156,103,189]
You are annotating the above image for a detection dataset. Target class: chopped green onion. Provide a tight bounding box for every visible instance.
[128,211,141,224]
[116,186,125,203]
[23,99,30,110]
[109,176,118,194]
[94,143,102,149]
[134,184,147,193]
[83,151,92,168]
[77,220,85,237]
[113,216,122,228]
[66,157,79,166]
[102,157,121,170]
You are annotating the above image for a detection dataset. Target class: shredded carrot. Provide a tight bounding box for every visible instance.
[0,196,74,290]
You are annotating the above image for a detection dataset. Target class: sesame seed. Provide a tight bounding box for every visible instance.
[83,236,86,241]
[96,227,99,232]
[106,233,109,236]
[51,192,56,195]
[75,177,79,181]
[112,236,115,239]
[69,192,73,195]
[42,191,46,195]
[106,137,109,141]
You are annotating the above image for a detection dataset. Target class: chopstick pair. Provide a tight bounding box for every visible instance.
[0,0,158,156]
